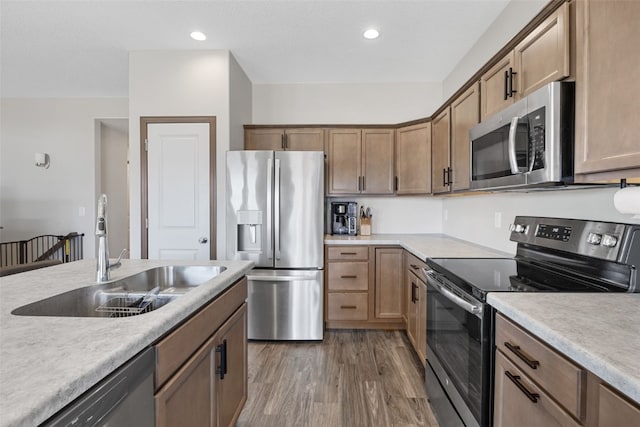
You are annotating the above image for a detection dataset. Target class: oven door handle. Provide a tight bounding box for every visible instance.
[424,269,483,317]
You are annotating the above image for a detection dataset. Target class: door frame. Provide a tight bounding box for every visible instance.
[140,116,217,259]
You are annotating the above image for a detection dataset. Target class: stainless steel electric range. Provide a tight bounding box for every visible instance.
[423,216,640,427]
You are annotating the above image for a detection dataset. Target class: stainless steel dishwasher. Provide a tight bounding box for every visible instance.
[43,348,155,427]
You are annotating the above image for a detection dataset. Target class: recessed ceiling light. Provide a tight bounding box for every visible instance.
[190,31,207,41]
[363,29,380,40]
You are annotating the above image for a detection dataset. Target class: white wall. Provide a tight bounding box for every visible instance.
[443,0,548,100]
[99,120,129,257]
[0,98,128,257]
[442,187,640,254]
[252,82,442,124]
[331,197,443,234]
[129,50,245,260]
[229,53,253,151]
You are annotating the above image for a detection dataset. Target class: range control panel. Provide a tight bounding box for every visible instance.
[509,216,633,262]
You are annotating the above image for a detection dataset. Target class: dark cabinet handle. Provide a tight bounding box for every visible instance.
[447,167,453,185]
[216,339,228,380]
[504,70,509,100]
[442,168,447,187]
[505,371,539,403]
[340,275,357,279]
[508,67,517,98]
[362,176,366,192]
[340,305,357,309]
[410,264,420,270]
[411,282,417,303]
[395,176,399,192]
[504,342,540,369]
[281,134,285,150]
[340,252,357,255]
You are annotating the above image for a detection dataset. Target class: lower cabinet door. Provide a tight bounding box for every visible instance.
[215,304,248,427]
[494,351,581,427]
[155,335,217,427]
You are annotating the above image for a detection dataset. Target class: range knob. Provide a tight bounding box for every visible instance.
[510,224,526,233]
[587,232,602,245]
[602,234,618,248]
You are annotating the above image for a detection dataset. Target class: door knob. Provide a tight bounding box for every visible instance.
[198,237,208,244]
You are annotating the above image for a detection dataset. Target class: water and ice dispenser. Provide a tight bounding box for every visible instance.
[236,210,263,252]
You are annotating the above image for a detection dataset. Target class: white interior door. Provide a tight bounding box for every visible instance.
[147,122,210,260]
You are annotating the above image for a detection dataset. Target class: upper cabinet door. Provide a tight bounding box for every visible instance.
[431,108,451,194]
[395,122,432,195]
[362,129,395,194]
[575,0,640,179]
[284,128,325,151]
[480,52,515,120]
[327,129,362,195]
[514,2,570,99]
[451,83,479,192]
[244,128,284,150]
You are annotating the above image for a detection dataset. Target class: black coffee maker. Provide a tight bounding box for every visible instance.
[331,202,357,235]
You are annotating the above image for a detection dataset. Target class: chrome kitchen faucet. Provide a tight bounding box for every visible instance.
[96,194,126,282]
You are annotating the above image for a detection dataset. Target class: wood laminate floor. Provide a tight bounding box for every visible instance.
[237,330,439,427]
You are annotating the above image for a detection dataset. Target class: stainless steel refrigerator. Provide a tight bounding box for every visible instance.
[226,150,324,340]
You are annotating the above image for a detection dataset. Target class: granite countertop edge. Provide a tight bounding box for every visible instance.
[488,294,640,405]
[0,259,254,427]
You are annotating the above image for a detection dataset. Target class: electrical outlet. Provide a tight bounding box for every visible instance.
[494,212,502,228]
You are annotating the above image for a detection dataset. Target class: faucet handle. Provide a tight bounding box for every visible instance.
[111,248,128,270]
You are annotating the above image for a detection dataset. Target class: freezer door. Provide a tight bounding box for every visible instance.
[247,269,323,340]
[226,151,274,267]
[274,151,324,268]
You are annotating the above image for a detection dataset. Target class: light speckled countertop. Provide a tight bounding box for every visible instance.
[324,233,512,260]
[488,293,640,405]
[0,259,253,427]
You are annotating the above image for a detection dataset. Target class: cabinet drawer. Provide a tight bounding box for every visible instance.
[495,314,585,420]
[327,293,368,321]
[494,351,582,427]
[155,277,248,389]
[327,261,369,291]
[327,246,369,261]
[404,251,427,275]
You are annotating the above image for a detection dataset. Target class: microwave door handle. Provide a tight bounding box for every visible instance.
[508,116,522,175]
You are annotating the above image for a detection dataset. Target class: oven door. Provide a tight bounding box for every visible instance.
[424,270,491,427]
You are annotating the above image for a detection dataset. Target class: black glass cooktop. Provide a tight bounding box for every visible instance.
[425,257,629,301]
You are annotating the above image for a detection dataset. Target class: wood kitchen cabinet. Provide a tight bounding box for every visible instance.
[155,277,248,427]
[395,121,432,194]
[494,312,640,427]
[404,251,427,366]
[374,247,403,319]
[480,2,570,120]
[431,108,451,194]
[325,245,403,329]
[450,83,479,192]
[244,127,324,151]
[327,128,395,195]
[574,0,640,181]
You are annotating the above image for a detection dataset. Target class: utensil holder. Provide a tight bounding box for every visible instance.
[360,217,371,236]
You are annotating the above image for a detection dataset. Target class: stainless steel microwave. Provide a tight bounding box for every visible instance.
[469,81,575,191]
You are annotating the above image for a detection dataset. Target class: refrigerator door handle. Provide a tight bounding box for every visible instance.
[266,157,274,260]
[274,158,281,260]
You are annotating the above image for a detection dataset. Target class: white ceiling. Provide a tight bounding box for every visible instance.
[1,0,513,98]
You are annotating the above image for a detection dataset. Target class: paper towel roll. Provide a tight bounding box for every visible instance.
[613,187,640,219]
